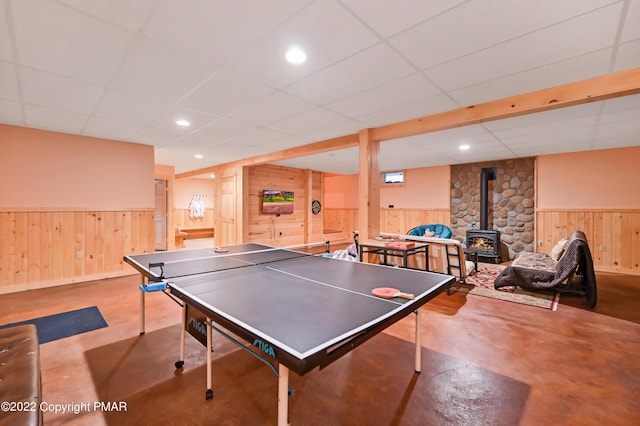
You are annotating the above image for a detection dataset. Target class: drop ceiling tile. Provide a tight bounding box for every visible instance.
[197,142,267,163]
[233,128,292,148]
[285,43,415,105]
[595,106,640,146]
[179,113,258,147]
[389,124,496,150]
[449,49,613,106]
[267,107,346,135]
[0,99,24,125]
[144,0,312,64]
[235,0,379,89]
[154,146,205,173]
[83,116,140,141]
[492,116,598,142]
[389,0,616,70]
[109,36,218,104]
[11,0,135,86]
[621,0,640,42]
[239,91,316,127]
[508,139,595,157]
[23,104,88,134]
[93,89,170,126]
[0,4,13,61]
[128,126,183,147]
[325,72,442,117]
[484,102,602,132]
[57,0,156,33]
[19,67,104,114]
[592,132,640,149]
[180,69,274,117]
[0,60,20,101]
[497,125,599,154]
[300,119,365,142]
[613,38,640,71]
[341,0,466,38]
[274,147,360,174]
[253,135,314,152]
[356,93,459,128]
[150,107,220,133]
[598,103,640,125]
[601,93,640,113]
[425,3,623,91]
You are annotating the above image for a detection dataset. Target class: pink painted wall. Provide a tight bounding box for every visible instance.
[174,178,215,209]
[537,146,640,209]
[324,174,359,208]
[324,147,640,211]
[380,166,450,208]
[0,125,154,209]
[324,166,450,209]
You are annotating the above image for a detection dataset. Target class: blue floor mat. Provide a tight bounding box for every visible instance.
[0,306,108,344]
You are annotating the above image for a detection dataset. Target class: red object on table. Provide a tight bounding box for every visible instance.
[385,241,415,249]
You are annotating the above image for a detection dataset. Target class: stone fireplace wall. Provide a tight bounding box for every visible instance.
[450,158,535,260]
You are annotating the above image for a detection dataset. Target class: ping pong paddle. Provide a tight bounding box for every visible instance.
[372,287,414,300]
[214,247,229,253]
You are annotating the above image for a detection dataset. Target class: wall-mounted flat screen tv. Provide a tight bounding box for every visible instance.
[262,190,294,214]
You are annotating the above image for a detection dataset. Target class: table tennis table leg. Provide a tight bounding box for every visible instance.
[139,275,147,335]
[277,364,289,426]
[206,316,213,400]
[175,304,186,369]
[415,309,422,373]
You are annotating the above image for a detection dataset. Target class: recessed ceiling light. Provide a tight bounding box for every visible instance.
[285,47,307,64]
[194,154,203,159]
[209,174,216,179]
[459,144,470,151]
[176,119,191,127]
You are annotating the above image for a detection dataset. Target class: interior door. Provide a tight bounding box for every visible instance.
[219,175,236,245]
[154,179,168,251]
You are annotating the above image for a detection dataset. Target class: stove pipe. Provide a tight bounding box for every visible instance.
[480,167,496,230]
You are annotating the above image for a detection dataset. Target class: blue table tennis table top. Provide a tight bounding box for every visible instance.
[124,243,454,375]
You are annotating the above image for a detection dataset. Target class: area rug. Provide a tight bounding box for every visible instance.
[452,263,560,311]
[0,306,108,343]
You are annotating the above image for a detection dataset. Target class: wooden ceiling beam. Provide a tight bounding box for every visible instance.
[372,67,640,142]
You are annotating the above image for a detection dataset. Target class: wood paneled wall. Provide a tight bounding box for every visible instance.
[323,208,359,238]
[174,208,215,229]
[0,210,155,293]
[246,165,323,247]
[536,209,640,275]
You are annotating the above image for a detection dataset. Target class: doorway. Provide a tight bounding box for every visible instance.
[154,179,168,251]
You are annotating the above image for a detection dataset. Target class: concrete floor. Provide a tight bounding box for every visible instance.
[1,267,638,425]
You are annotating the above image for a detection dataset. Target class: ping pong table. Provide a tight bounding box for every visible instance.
[124,242,454,425]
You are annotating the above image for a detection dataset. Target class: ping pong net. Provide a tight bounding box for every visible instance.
[147,243,327,281]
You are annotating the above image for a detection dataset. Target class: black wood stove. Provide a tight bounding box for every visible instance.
[465,167,502,263]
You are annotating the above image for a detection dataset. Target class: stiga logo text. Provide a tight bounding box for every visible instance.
[188,317,207,337]
[253,339,276,357]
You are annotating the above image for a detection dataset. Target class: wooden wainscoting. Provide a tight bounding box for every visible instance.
[536,209,640,275]
[323,208,358,241]
[0,210,155,293]
[323,208,451,240]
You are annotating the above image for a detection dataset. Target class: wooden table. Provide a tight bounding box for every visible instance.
[359,239,429,271]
